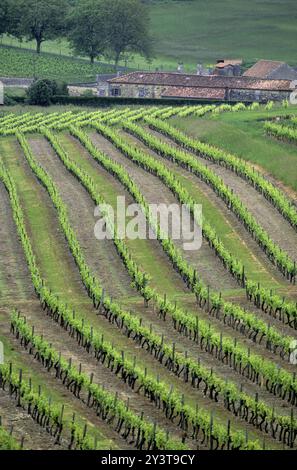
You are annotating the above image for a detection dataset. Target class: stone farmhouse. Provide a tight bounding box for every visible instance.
[107,71,293,103]
[243,60,297,80]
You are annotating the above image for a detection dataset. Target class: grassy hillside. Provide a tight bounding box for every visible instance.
[172,106,297,193]
[0,0,296,78]
[150,0,297,68]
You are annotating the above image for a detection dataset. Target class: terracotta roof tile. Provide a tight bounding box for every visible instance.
[108,72,291,91]
[161,86,226,100]
[243,60,285,78]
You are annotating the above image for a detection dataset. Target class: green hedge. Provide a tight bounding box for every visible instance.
[51,95,224,107]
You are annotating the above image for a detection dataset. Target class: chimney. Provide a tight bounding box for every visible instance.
[177,63,184,73]
[197,64,203,75]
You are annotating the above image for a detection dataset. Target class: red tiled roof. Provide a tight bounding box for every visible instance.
[243,60,285,78]
[161,86,226,100]
[108,72,291,91]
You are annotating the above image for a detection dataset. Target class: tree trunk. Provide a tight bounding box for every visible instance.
[90,55,95,64]
[114,52,121,72]
[36,39,42,54]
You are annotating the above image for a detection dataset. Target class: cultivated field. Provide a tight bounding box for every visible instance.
[0,45,111,84]
[0,103,297,450]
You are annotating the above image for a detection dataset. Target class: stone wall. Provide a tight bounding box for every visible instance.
[68,85,98,97]
[109,83,165,99]
[228,88,289,103]
[0,77,34,87]
[109,82,290,103]
[98,84,109,97]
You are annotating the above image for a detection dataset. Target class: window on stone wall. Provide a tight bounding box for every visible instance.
[255,90,261,101]
[139,87,146,98]
[111,87,121,97]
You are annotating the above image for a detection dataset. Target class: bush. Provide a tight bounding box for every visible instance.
[27,79,68,106]
[43,79,68,96]
[56,81,69,96]
[82,89,95,97]
[27,79,54,106]
[4,95,18,106]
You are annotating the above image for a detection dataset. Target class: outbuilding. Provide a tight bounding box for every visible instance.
[108,71,292,103]
[243,60,297,81]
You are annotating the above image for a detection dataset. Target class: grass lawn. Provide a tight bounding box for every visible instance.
[172,106,297,193]
[150,0,297,67]
[4,87,27,99]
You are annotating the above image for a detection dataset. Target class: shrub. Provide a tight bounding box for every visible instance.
[82,89,95,97]
[4,95,17,106]
[27,79,54,106]
[27,79,68,106]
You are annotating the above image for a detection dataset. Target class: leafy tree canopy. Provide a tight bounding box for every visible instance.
[102,0,153,68]
[1,0,153,70]
[12,0,70,53]
[0,0,15,36]
[67,0,106,64]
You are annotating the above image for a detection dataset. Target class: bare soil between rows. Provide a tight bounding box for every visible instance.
[29,136,137,300]
[89,131,238,293]
[123,131,287,287]
[150,129,297,266]
[0,389,66,450]
[120,131,297,337]
[0,135,292,450]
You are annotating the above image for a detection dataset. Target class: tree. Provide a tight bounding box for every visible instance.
[67,0,106,64]
[27,79,54,105]
[0,0,16,36]
[0,1,8,36]
[12,0,69,53]
[102,0,153,69]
